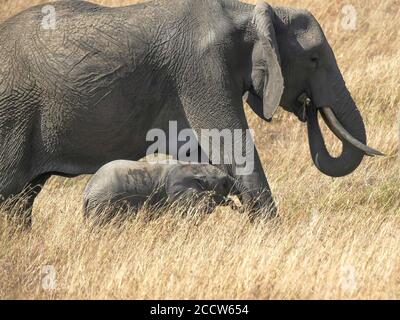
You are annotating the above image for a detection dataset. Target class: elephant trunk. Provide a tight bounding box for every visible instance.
[306,87,382,177]
[214,166,252,203]
[226,175,252,203]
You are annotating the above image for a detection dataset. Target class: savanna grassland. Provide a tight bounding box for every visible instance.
[0,0,399,299]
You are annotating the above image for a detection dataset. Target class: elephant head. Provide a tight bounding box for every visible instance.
[165,164,249,206]
[246,1,383,177]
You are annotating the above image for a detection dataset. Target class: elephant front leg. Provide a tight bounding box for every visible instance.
[179,87,277,220]
[209,132,277,220]
[233,150,277,220]
[214,128,276,219]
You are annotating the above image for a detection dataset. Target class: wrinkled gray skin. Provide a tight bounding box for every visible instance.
[0,0,375,225]
[83,160,245,219]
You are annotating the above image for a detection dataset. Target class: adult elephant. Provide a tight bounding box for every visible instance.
[0,0,381,225]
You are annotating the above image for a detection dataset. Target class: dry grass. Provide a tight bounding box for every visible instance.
[0,0,399,299]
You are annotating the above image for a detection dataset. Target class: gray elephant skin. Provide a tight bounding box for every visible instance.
[0,0,381,225]
[83,160,246,220]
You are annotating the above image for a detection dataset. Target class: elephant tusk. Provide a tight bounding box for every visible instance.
[297,93,384,157]
[319,107,385,157]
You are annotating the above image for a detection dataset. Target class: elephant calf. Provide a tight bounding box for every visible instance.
[83,160,247,221]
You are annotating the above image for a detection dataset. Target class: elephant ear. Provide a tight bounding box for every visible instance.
[253,1,284,120]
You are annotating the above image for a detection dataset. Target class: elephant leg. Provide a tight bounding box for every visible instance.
[178,77,277,220]
[237,153,277,220]
[9,173,51,228]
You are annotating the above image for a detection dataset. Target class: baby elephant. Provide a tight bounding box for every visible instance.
[83,160,247,221]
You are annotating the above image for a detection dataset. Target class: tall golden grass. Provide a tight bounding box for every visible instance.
[0,0,399,299]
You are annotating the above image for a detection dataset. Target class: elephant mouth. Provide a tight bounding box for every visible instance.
[297,93,384,157]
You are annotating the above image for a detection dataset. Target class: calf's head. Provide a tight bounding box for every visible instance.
[165,164,248,206]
